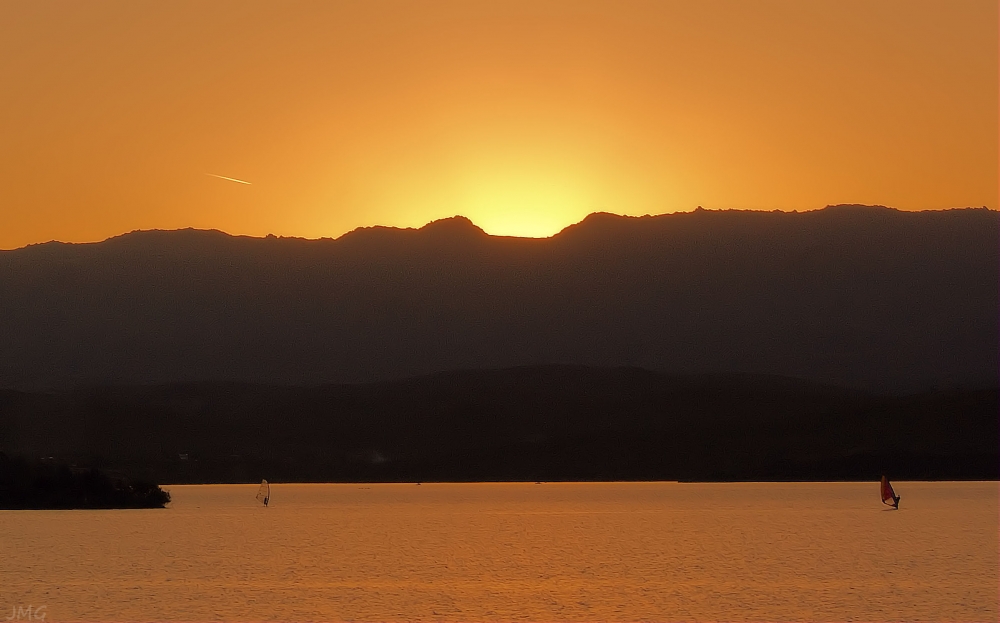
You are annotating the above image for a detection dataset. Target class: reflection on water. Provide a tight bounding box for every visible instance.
[2,482,996,621]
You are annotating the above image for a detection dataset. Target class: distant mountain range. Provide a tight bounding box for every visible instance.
[0,205,996,392]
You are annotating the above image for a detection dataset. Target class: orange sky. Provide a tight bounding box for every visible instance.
[1,0,997,248]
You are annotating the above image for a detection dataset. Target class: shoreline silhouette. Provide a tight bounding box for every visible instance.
[2,366,994,485]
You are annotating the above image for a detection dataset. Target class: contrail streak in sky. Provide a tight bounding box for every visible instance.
[206,173,252,185]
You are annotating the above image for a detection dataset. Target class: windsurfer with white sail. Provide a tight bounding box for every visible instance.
[256,479,270,507]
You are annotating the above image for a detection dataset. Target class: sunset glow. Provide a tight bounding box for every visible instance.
[1,0,996,248]
[2,4,997,619]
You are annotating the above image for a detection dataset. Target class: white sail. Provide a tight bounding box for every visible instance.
[255,479,269,506]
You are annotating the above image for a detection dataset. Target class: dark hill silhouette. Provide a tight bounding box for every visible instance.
[0,366,994,483]
[0,454,170,509]
[0,206,996,392]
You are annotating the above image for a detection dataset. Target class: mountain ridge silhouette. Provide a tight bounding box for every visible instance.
[1,205,996,392]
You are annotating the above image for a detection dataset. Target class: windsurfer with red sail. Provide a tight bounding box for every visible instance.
[881,475,900,509]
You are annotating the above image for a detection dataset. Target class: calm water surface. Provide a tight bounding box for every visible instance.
[2,482,997,622]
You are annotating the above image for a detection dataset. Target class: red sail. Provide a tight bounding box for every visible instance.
[880,476,897,505]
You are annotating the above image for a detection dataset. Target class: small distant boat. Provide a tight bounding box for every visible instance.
[880,475,900,509]
[256,479,270,507]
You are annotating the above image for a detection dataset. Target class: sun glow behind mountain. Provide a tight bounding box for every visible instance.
[452,155,613,238]
[463,184,586,239]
